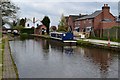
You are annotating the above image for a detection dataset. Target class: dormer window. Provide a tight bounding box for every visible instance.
[27,24,29,27]
[37,24,39,27]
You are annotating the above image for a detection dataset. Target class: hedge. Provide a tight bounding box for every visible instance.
[20,28,34,34]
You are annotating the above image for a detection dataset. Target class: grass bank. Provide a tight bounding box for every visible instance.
[77,40,93,47]
[0,38,5,79]
[30,34,50,39]
[89,37,120,42]
[77,39,120,52]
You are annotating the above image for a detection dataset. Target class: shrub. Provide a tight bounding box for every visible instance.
[20,28,34,34]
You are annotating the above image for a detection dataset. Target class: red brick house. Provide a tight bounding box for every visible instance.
[116,17,120,26]
[75,4,117,37]
[65,14,86,31]
[67,14,87,31]
[35,25,46,35]
[67,15,80,31]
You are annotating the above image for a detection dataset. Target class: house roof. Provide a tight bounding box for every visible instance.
[36,25,46,29]
[69,15,81,21]
[76,10,102,20]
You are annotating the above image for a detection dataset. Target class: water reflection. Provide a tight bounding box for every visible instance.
[9,38,118,78]
[49,39,64,53]
[81,48,115,78]
[64,47,74,55]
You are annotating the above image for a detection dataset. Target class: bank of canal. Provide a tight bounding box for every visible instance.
[31,34,120,52]
[9,38,119,78]
[2,36,19,79]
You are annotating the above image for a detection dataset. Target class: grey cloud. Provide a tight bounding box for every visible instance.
[12,1,118,26]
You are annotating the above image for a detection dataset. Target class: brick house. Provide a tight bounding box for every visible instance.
[35,25,47,35]
[116,17,120,26]
[75,4,117,37]
[67,14,87,32]
[67,15,80,31]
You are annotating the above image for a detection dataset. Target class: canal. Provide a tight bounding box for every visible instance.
[9,38,119,78]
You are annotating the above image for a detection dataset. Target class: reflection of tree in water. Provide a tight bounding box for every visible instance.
[40,39,50,60]
[83,48,114,78]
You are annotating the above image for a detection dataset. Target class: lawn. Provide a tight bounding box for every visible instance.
[0,37,4,79]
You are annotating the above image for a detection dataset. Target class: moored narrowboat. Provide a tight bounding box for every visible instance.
[50,32,77,45]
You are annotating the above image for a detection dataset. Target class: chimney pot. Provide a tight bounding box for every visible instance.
[104,4,108,7]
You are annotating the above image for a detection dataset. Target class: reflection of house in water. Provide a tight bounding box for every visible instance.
[38,38,50,60]
[41,39,49,51]
[82,48,114,78]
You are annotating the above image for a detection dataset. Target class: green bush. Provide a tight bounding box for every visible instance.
[20,33,28,40]
[13,25,24,31]
[20,28,34,34]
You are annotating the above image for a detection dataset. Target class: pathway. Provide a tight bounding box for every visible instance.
[75,37,120,46]
[84,39,119,46]
[2,36,17,79]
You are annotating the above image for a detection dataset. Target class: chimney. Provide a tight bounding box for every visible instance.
[102,4,110,12]
[102,4,110,19]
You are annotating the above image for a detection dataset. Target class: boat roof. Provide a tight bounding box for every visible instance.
[50,32,64,34]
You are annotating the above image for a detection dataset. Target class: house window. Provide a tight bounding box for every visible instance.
[37,24,39,27]
[84,21,86,24]
[27,24,29,27]
[75,23,77,26]
[89,20,91,23]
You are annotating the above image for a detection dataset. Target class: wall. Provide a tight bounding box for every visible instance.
[68,16,74,31]
[35,25,46,35]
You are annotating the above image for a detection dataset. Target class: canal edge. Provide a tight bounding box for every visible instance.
[8,37,19,79]
[76,40,120,52]
[31,34,120,52]
[2,36,19,79]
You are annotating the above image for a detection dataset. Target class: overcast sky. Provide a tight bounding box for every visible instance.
[11,0,119,26]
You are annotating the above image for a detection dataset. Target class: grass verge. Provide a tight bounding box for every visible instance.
[77,39,120,52]
[0,38,5,79]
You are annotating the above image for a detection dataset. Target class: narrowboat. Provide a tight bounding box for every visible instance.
[50,32,77,45]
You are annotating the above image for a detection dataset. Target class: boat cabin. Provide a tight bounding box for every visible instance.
[50,32,74,40]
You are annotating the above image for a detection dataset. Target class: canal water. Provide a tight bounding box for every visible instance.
[9,38,119,78]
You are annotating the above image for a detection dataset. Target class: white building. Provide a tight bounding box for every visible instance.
[3,23,11,29]
[25,19,42,28]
